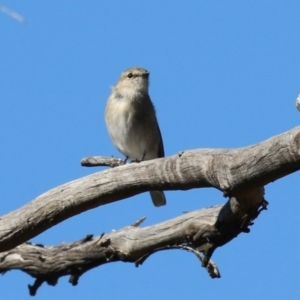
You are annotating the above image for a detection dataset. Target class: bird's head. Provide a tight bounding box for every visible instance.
[116,67,150,95]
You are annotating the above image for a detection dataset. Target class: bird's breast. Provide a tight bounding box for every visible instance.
[106,96,141,158]
[105,92,159,160]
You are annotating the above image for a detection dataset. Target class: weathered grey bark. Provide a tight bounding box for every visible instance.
[1,126,299,252]
[0,191,266,296]
[0,126,299,294]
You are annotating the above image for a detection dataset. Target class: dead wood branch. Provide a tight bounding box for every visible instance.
[81,156,125,167]
[0,126,299,253]
[0,190,267,295]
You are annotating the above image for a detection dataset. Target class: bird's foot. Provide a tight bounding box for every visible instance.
[130,153,146,163]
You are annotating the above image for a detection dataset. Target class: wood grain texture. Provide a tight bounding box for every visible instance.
[0,201,264,295]
[0,126,299,252]
[0,126,299,294]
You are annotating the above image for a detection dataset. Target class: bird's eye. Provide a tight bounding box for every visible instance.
[127,73,133,78]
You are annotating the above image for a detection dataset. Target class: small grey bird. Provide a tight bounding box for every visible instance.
[105,67,166,207]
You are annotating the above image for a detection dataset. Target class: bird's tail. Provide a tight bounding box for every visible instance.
[150,191,166,207]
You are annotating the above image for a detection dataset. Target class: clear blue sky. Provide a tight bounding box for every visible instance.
[1,1,300,299]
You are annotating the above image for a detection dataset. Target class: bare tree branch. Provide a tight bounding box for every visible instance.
[0,126,299,252]
[81,156,125,167]
[0,193,267,295]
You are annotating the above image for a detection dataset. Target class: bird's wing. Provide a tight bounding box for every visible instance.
[157,125,165,158]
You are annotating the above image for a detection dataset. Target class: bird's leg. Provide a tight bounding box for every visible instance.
[124,156,129,163]
[131,152,146,163]
[140,152,146,161]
